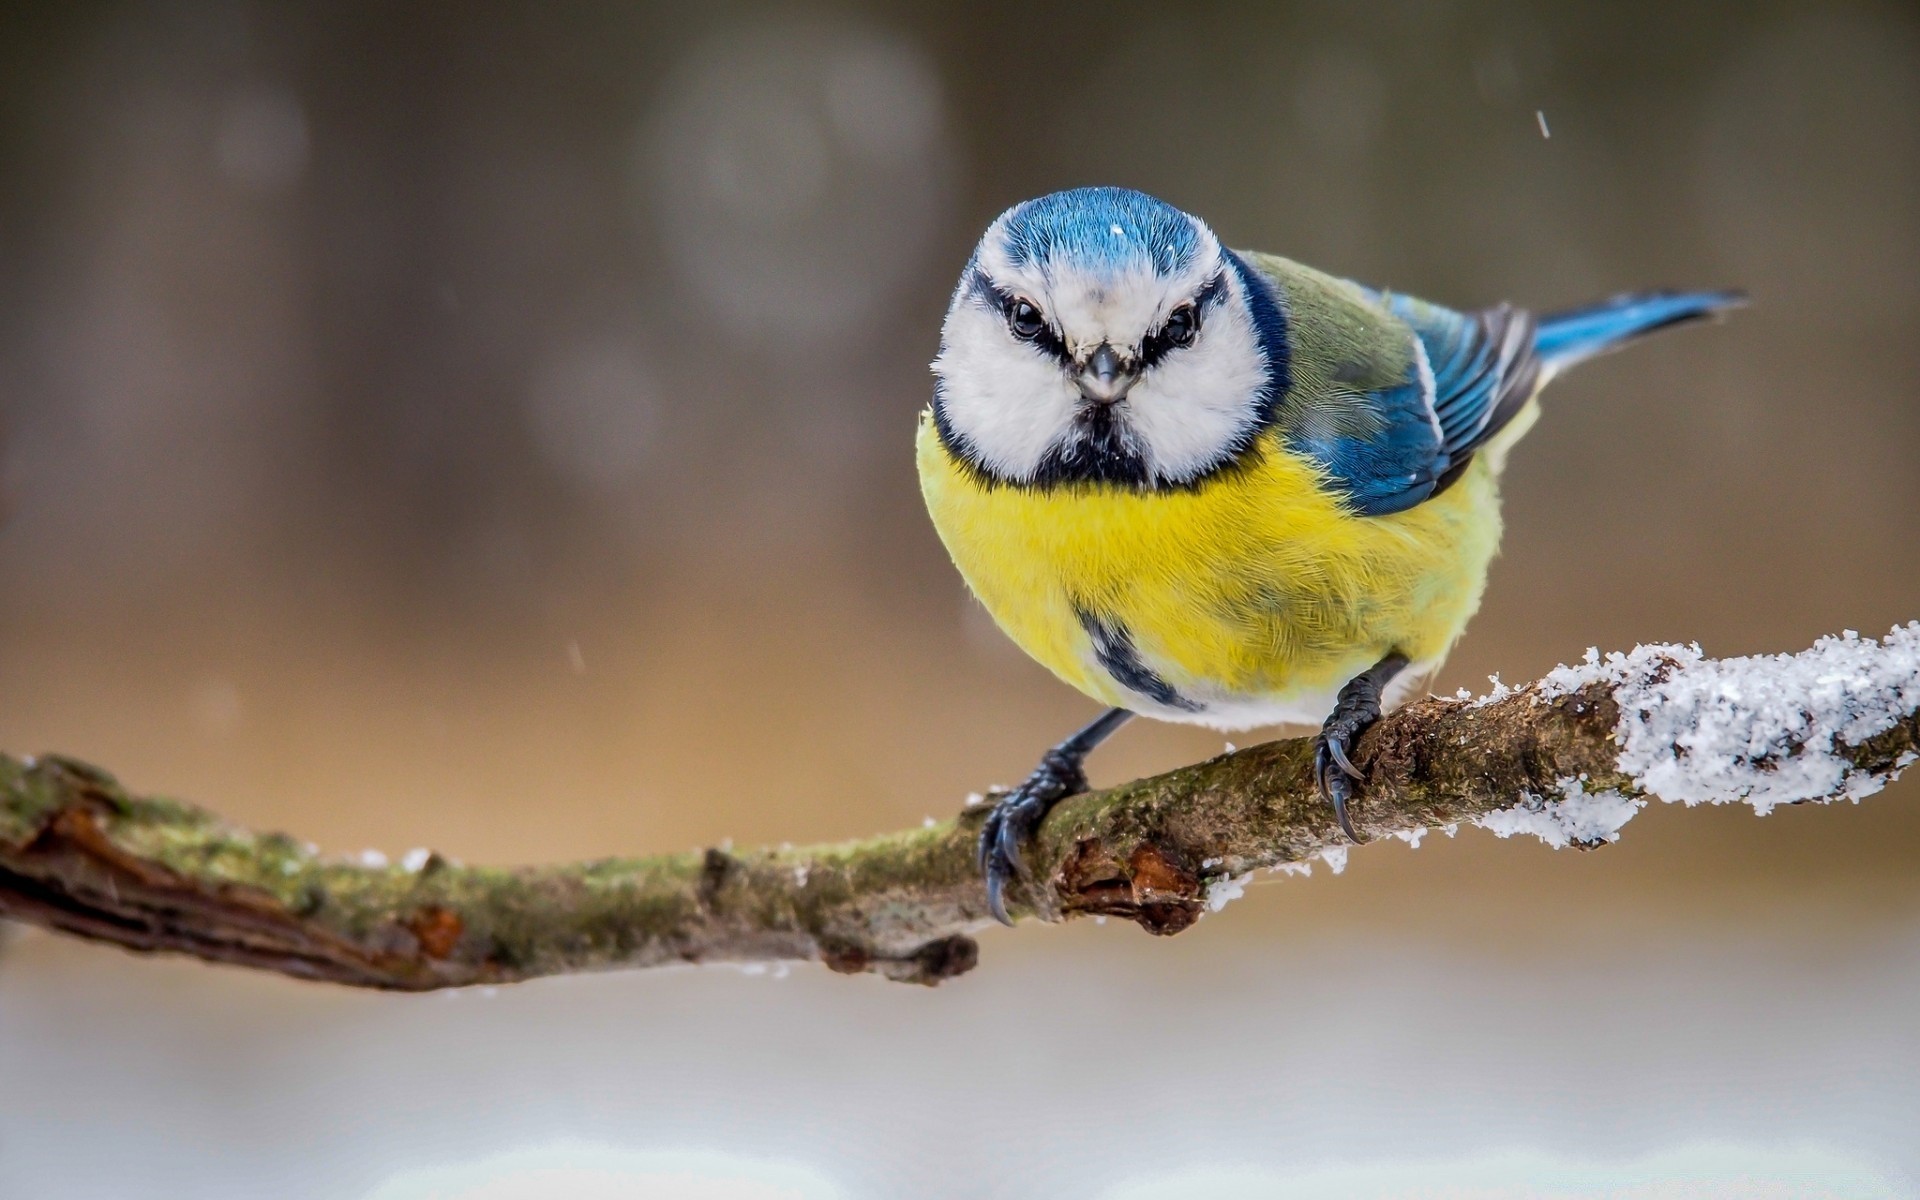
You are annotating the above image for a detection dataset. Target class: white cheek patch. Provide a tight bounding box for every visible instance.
[1126,282,1269,482]
[932,301,1079,481]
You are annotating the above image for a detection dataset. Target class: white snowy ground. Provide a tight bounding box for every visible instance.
[1,910,1914,1200]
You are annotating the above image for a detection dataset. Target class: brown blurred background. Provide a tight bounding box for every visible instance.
[1,2,1916,1198]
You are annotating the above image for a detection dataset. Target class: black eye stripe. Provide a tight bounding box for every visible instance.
[1138,271,1227,369]
[967,268,1071,365]
[966,266,1228,371]
[1193,270,1230,311]
[963,266,999,309]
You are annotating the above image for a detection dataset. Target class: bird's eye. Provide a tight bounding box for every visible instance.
[1164,304,1199,348]
[1008,299,1045,341]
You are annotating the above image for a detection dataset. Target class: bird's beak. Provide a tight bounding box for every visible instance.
[1076,343,1138,405]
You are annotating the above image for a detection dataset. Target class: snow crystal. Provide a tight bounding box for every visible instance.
[355,849,389,869]
[1539,622,1920,814]
[1476,623,1919,846]
[1203,849,1351,912]
[1204,872,1252,912]
[1120,629,1915,905]
[401,847,434,873]
[1475,777,1644,848]
[1238,842,1352,891]
[1469,674,1513,708]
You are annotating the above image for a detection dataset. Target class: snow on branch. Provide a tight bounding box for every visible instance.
[2,625,1915,988]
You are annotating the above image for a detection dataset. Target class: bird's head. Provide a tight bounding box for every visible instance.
[931,187,1278,489]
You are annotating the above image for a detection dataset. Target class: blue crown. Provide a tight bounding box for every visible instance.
[998,187,1201,275]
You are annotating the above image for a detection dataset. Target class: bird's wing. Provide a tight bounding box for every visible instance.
[1237,252,1541,517]
[1380,294,1541,498]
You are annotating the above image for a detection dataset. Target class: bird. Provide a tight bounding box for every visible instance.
[917,186,1742,925]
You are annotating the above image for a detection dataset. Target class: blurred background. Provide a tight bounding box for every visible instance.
[0,1,1916,1196]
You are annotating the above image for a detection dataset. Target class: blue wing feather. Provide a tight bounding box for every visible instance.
[1257,267,1739,518]
[1388,296,1540,468]
[1300,372,1445,516]
[1311,295,1539,517]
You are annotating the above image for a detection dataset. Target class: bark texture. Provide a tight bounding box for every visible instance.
[3,640,1915,988]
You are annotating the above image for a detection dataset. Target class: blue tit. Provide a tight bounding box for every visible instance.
[917,186,1742,923]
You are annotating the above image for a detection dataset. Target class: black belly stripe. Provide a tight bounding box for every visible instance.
[1075,608,1205,712]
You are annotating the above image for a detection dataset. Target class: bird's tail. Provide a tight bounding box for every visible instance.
[1534,289,1746,374]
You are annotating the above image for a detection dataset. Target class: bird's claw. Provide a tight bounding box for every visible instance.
[1314,726,1367,843]
[977,750,1087,926]
[1324,735,1363,781]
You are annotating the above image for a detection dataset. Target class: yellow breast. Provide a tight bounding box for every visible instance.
[915,411,1510,727]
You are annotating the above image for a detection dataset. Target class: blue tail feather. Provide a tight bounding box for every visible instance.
[1534,289,1746,369]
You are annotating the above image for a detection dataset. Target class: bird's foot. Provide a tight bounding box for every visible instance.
[1313,713,1371,844]
[1313,652,1410,843]
[978,748,1088,927]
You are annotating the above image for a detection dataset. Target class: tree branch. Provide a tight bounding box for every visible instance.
[4,626,1916,987]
